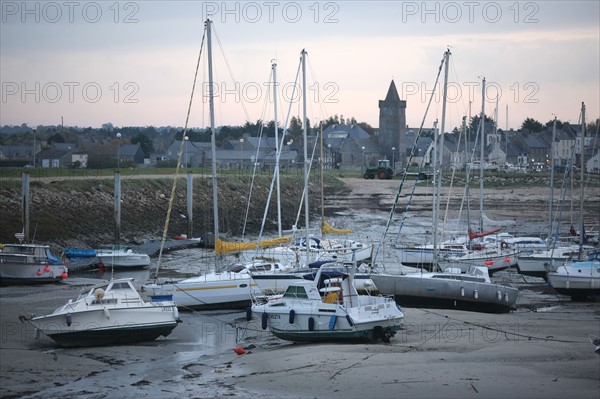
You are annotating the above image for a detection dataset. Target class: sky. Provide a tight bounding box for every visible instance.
[1,0,599,132]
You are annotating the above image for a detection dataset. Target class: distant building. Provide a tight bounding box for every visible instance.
[378,80,407,168]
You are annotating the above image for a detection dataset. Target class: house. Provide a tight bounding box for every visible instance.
[36,149,72,168]
[510,132,551,166]
[118,144,145,165]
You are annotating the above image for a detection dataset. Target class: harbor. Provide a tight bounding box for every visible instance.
[1,268,599,398]
[1,180,599,398]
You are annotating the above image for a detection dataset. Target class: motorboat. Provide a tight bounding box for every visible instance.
[21,278,180,347]
[63,245,151,269]
[288,236,374,264]
[371,266,519,313]
[94,245,151,268]
[0,243,68,284]
[251,260,378,296]
[142,260,294,310]
[250,263,404,343]
[547,250,600,300]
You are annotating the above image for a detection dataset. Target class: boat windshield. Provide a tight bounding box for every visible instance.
[587,251,600,261]
[283,285,309,299]
[1,245,35,255]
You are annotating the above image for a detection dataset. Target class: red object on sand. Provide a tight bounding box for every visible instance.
[233,347,246,355]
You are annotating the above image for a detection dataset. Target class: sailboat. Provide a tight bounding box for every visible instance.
[547,103,600,300]
[518,116,594,278]
[436,86,519,275]
[370,50,519,313]
[142,20,294,310]
[250,50,404,343]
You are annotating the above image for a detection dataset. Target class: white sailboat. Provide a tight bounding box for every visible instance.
[547,250,600,300]
[370,51,519,313]
[143,20,294,310]
[547,103,599,300]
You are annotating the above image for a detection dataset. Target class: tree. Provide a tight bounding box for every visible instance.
[469,115,495,132]
[131,133,154,157]
[47,133,65,144]
[521,118,543,133]
[545,119,564,130]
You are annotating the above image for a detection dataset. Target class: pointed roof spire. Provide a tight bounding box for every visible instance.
[384,80,401,103]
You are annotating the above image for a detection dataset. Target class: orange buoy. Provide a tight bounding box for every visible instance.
[484,260,494,266]
[233,347,246,355]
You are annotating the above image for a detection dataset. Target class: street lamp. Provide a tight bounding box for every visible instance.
[116,133,122,170]
[184,136,189,168]
[392,146,395,171]
[361,146,365,172]
[32,129,36,168]
[239,138,244,169]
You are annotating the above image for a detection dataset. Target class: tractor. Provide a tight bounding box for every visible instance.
[363,159,394,179]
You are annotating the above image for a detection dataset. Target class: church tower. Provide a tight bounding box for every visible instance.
[378,80,407,168]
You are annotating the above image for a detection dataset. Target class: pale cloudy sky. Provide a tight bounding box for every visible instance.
[1,1,598,131]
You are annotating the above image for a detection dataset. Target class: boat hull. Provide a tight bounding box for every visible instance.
[253,299,403,343]
[30,306,179,347]
[371,273,518,313]
[0,263,67,284]
[144,278,259,310]
[547,260,600,299]
[97,254,151,268]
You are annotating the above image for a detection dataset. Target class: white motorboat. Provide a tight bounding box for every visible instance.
[289,236,374,264]
[251,260,378,295]
[0,243,68,284]
[250,263,404,343]
[547,250,600,300]
[371,266,519,314]
[95,245,151,268]
[21,278,180,347]
[143,260,294,310]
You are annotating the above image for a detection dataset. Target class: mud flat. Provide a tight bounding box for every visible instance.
[1,271,598,398]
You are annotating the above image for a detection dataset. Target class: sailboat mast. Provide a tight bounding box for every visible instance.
[432,119,439,267]
[320,123,325,224]
[272,61,282,237]
[206,19,220,269]
[548,116,556,240]
[301,49,310,266]
[579,102,585,260]
[479,78,486,234]
[434,48,450,267]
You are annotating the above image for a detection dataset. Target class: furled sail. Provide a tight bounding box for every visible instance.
[215,236,292,255]
[321,218,352,235]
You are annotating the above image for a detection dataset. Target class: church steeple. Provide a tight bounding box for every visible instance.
[379,80,407,168]
[383,80,401,103]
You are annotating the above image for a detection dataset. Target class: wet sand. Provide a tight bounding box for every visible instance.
[1,273,599,399]
[1,183,599,398]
